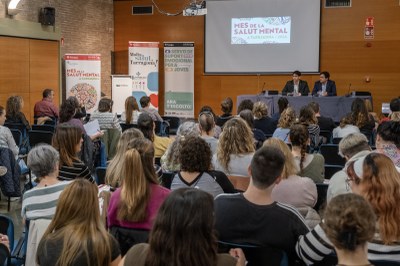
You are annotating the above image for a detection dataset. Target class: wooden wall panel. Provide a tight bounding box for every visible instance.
[114,0,400,117]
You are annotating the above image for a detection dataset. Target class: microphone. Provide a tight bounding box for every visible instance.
[345,83,352,97]
[261,82,266,94]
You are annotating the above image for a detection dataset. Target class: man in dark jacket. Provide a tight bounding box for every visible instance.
[282,70,310,96]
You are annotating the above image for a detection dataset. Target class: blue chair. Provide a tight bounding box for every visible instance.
[0,215,26,266]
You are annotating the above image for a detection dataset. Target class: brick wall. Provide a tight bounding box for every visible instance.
[0,0,114,97]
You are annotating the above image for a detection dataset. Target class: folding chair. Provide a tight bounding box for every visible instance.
[28,130,54,147]
[161,116,181,135]
[319,144,346,166]
[31,124,55,133]
[324,164,343,180]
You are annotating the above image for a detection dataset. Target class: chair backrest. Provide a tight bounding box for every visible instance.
[319,144,346,166]
[332,137,342,144]
[160,171,176,189]
[161,116,181,135]
[227,175,250,192]
[31,124,55,133]
[218,241,288,266]
[314,183,329,213]
[33,116,57,125]
[10,129,22,147]
[0,215,14,253]
[4,122,27,138]
[109,226,149,256]
[28,130,54,147]
[95,167,107,185]
[324,164,343,180]
[120,123,138,132]
[154,121,169,137]
[319,129,332,144]
[0,243,9,266]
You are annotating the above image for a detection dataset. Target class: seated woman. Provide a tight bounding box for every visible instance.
[52,123,94,183]
[350,98,375,139]
[5,95,30,131]
[199,105,222,138]
[290,124,324,183]
[267,138,317,208]
[0,105,19,157]
[212,118,255,177]
[272,107,296,143]
[299,106,320,149]
[216,97,234,127]
[332,113,360,139]
[323,193,376,266]
[198,111,219,154]
[161,121,199,172]
[253,101,277,136]
[106,128,144,188]
[375,121,400,168]
[120,96,141,124]
[107,138,170,231]
[171,136,235,197]
[90,97,122,131]
[120,188,245,266]
[239,109,266,149]
[22,145,70,220]
[297,153,400,264]
[37,179,121,266]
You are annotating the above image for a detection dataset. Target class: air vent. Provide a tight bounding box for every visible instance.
[325,0,351,7]
[132,6,153,15]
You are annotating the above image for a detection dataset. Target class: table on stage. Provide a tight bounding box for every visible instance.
[237,95,372,122]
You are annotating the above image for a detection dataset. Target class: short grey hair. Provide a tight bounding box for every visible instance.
[176,121,200,137]
[27,144,60,178]
[339,133,370,158]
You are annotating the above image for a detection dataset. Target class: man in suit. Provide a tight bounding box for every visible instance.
[282,70,310,96]
[312,71,337,96]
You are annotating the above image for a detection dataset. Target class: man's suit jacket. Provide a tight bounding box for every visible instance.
[282,80,310,96]
[312,80,337,96]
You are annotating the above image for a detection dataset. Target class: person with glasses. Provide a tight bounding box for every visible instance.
[327,133,371,203]
[296,152,400,264]
[282,70,310,96]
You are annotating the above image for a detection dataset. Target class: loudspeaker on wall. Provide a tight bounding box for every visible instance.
[39,7,55,26]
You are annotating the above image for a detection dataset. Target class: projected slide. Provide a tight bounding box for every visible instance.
[231,17,291,44]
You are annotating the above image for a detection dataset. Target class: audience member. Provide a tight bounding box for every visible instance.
[137,113,172,158]
[90,98,122,132]
[198,111,218,154]
[327,133,371,202]
[308,101,335,132]
[139,96,163,122]
[52,123,94,183]
[213,118,255,176]
[106,128,144,187]
[388,97,400,121]
[272,107,296,143]
[120,96,141,124]
[0,105,19,157]
[171,136,234,197]
[6,95,30,131]
[216,97,233,127]
[121,188,245,266]
[237,99,253,114]
[298,106,320,149]
[22,145,70,220]
[199,105,222,138]
[161,121,199,172]
[312,71,337,96]
[33,88,59,119]
[239,109,266,149]
[364,98,378,125]
[214,146,309,264]
[290,124,324,183]
[350,98,375,139]
[332,113,360,139]
[282,70,310,96]
[323,194,375,266]
[252,101,277,136]
[107,138,170,230]
[297,153,400,264]
[375,121,400,167]
[271,97,288,121]
[37,179,121,266]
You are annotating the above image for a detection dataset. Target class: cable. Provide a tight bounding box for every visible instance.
[151,0,183,16]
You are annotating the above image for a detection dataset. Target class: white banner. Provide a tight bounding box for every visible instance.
[129,42,159,109]
[164,42,194,117]
[65,54,101,113]
[111,75,133,114]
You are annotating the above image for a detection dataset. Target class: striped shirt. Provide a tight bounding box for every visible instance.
[296,223,400,264]
[21,181,71,220]
[58,159,95,183]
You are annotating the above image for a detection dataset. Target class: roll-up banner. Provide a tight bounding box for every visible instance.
[65,54,101,113]
[163,42,194,118]
[111,75,133,115]
[128,41,159,110]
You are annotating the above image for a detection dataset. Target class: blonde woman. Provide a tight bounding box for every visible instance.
[105,128,144,187]
[266,138,317,209]
[253,101,277,135]
[36,179,121,266]
[212,118,255,176]
[272,107,296,143]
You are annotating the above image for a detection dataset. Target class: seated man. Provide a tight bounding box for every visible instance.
[139,96,163,122]
[312,71,337,96]
[33,88,59,119]
[214,146,309,264]
[282,70,310,96]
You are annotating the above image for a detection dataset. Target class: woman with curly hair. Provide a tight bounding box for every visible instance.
[290,123,324,183]
[350,98,375,139]
[253,101,277,135]
[120,96,141,124]
[298,105,320,149]
[213,118,255,176]
[171,136,234,197]
[37,179,121,266]
[105,128,144,187]
[375,121,400,167]
[5,95,30,131]
[322,193,376,266]
[120,188,245,266]
[273,107,296,143]
[297,152,400,264]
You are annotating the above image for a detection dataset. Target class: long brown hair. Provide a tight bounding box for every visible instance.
[6,95,23,118]
[38,179,112,266]
[117,138,159,222]
[124,96,139,124]
[52,123,82,167]
[264,138,298,179]
[145,188,218,266]
[289,123,309,172]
